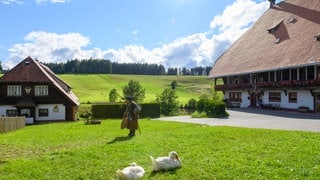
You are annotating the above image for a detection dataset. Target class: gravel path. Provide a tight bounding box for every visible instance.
[155,108,320,132]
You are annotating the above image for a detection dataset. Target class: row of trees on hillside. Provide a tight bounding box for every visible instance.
[43,59,212,76]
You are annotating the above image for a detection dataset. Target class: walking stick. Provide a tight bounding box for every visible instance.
[138,123,141,134]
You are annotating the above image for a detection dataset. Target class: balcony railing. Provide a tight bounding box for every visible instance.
[215,79,320,91]
[215,83,253,91]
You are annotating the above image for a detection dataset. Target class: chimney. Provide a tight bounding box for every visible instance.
[268,0,275,8]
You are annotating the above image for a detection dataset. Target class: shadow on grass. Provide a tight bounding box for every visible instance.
[148,168,180,178]
[107,136,132,144]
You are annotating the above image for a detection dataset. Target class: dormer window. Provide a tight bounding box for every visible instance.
[267,20,283,33]
[289,18,297,24]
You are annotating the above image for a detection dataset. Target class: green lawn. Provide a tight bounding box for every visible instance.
[1,119,319,179]
[58,74,214,105]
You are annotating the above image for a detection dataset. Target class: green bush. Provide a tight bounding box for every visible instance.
[187,98,197,109]
[194,95,228,118]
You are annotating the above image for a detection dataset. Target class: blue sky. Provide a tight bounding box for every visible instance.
[0,0,281,69]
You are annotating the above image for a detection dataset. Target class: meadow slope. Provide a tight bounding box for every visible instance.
[58,74,215,105]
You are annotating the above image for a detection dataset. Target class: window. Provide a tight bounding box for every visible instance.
[39,109,49,117]
[275,71,281,82]
[291,69,298,80]
[269,92,281,102]
[20,109,30,117]
[307,66,314,80]
[282,69,290,81]
[299,67,306,80]
[6,109,17,117]
[35,85,48,96]
[229,92,242,102]
[7,85,22,96]
[289,18,297,24]
[288,92,297,103]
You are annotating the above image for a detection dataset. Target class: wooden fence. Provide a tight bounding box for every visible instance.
[0,117,25,133]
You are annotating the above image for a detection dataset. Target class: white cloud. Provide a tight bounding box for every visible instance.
[0,0,23,4]
[210,0,268,31]
[4,31,90,68]
[104,45,164,65]
[36,0,69,4]
[3,0,269,70]
[209,0,269,49]
[160,33,214,68]
[0,0,68,4]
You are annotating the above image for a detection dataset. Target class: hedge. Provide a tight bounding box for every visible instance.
[91,103,160,119]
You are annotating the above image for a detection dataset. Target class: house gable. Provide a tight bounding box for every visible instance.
[0,57,79,106]
[0,57,79,122]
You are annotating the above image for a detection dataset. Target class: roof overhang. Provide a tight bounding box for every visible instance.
[15,97,37,108]
[209,62,320,79]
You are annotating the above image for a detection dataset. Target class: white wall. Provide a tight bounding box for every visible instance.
[224,90,315,111]
[224,91,250,108]
[0,104,66,122]
[262,90,314,111]
[241,91,250,108]
[36,104,65,121]
[0,105,17,117]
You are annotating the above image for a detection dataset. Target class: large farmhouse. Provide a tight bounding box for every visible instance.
[0,57,80,124]
[209,0,320,113]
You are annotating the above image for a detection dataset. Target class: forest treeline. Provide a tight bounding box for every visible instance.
[43,58,212,76]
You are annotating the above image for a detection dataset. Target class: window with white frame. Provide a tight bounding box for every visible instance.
[35,85,48,96]
[6,109,17,117]
[288,92,297,103]
[269,92,281,102]
[7,85,21,96]
[229,92,242,102]
[39,109,49,117]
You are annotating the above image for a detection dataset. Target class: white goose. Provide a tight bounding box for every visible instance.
[150,151,181,171]
[116,162,145,180]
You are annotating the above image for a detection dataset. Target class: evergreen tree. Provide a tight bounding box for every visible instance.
[122,79,146,103]
[171,81,177,89]
[156,88,179,116]
[109,89,119,102]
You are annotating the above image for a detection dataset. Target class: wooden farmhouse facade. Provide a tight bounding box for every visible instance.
[0,57,80,124]
[209,0,320,113]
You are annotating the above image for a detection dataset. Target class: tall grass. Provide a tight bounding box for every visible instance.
[1,119,319,179]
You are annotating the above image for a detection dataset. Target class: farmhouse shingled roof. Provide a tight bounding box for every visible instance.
[0,57,79,106]
[209,0,320,78]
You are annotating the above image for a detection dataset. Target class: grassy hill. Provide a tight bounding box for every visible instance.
[58,74,216,105]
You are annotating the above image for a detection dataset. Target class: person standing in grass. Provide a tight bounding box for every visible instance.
[123,96,141,137]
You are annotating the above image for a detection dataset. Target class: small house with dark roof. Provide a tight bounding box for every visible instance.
[209,0,320,113]
[0,57,80,124]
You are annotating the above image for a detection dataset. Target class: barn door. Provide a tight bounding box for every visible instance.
[250,92,257,107]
